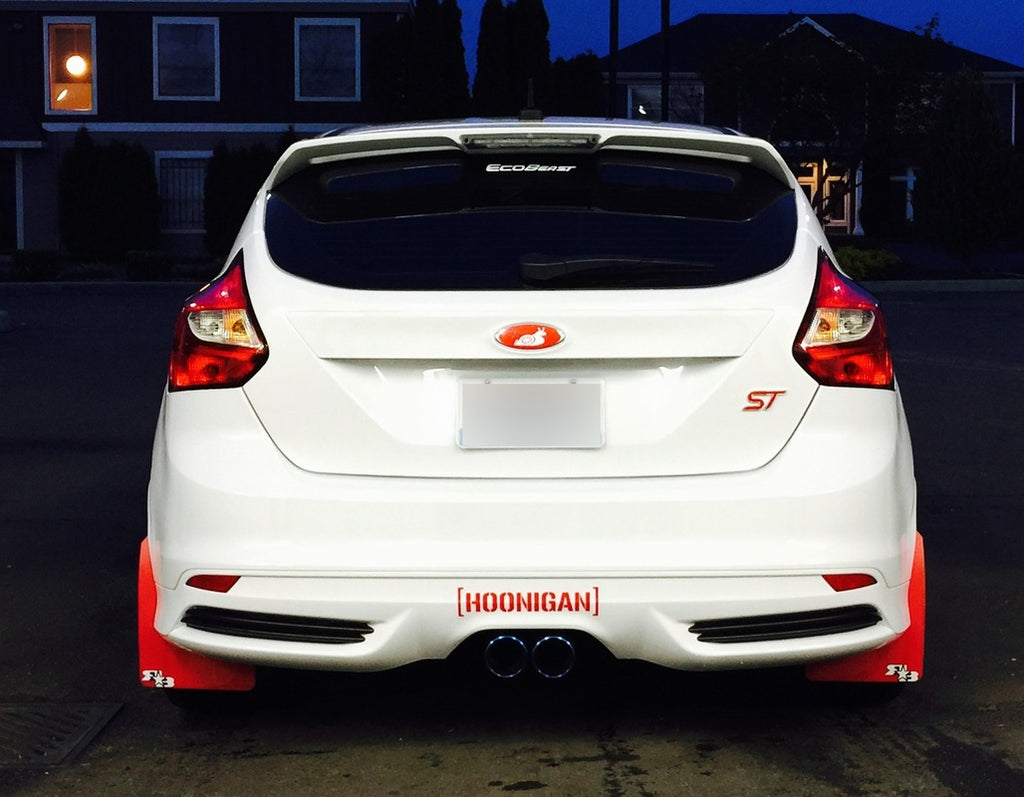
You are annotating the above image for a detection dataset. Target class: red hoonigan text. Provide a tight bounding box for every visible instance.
[457,587,600,617]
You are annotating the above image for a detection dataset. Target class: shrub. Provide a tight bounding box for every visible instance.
[10,250,62,281]
[834,246,901,281]
[59,128,161,260]
[125,249,175,281]
[203,141,278,259]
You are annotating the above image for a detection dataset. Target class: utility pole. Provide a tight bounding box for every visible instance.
[608,0,619,117]
[660,0,670,121]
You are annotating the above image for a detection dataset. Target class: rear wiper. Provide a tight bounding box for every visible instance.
[520,253,714,285]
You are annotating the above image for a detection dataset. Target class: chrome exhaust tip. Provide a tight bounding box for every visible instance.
[531,635,576,679]
[484,634,529,679]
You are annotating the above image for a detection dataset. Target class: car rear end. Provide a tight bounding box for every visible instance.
[140,120,922,691]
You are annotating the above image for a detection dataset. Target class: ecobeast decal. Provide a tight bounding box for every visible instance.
[457,587,600,617]
[486,163,578,173]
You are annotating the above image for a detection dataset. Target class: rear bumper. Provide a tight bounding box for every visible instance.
[152,568,911,674]
[145,385,918,676]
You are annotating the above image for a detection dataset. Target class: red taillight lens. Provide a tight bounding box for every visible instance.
[168,253,268,391]
[793,251,893,388]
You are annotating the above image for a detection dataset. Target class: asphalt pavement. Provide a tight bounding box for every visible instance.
[1,280,1023,795]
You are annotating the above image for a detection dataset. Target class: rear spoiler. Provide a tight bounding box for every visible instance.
[265,124,797,192]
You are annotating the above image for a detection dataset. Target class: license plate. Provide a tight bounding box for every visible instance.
[458,380,604,449]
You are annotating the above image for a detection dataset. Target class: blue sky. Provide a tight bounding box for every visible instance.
[458,0,1024,77]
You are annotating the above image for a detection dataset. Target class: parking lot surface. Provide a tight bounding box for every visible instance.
[1,281,1023,795]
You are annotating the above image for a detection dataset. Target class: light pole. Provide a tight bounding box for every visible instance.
[661,0,670,121]
[608,0,619,117]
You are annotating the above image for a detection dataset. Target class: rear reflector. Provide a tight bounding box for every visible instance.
[168,253,268,391]
[793,251,893,388]
[823,574,877,592]
[186,575,241,593]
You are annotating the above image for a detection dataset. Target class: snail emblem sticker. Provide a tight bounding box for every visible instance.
[495,323,564,351]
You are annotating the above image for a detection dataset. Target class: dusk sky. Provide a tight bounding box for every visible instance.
[458,0,1024,77]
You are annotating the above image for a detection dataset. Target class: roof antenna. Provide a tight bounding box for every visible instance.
[519,78,544,121]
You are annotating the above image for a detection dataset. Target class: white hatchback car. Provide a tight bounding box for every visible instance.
[139,119,924,694]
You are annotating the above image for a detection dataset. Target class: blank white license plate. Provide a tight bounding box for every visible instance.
[458,380,604,449]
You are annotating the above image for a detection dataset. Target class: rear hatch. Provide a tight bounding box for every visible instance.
[241,126,820,478]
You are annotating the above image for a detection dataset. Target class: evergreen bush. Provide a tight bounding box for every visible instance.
[58,128,161,260]
[203,141,278,259]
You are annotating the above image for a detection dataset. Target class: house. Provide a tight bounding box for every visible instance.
[0,0,412,257]
[606,13,1024,236]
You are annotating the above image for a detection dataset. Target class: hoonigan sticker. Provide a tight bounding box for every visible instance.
[457,587,599,617]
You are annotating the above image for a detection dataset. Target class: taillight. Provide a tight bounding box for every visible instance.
[793,251,893,388]
[168,253,268,391]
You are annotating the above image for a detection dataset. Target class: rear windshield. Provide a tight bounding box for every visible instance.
[265,149,796,290]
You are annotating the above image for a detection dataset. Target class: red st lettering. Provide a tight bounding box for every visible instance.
[744,390,787,411]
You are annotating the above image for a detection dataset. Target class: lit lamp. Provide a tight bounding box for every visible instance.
[65,54,88,78]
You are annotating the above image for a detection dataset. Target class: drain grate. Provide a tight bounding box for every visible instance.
[0,703,121,769]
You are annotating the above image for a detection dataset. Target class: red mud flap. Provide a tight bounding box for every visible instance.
[138,540,255,691]
[806,532,925,683]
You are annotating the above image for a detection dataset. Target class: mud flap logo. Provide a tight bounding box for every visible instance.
[886,664,920,682]
[141,669,176,688]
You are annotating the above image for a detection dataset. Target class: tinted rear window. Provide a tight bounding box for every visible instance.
[265,150,796,290]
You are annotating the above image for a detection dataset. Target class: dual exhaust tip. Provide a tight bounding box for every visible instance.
[484,634,576,680]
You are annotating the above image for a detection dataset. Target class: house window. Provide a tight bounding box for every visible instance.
[294,19,360,102]
[45,17,96,113]
[798,160,850,229]
[154,18,220,101]
[157,153,209,231]
[627,82,704,124]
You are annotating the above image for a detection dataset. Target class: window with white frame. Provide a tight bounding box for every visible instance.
[797,161,851,229]
[153,17,220,100]
[157,153,210,232]
[45,16,96,113]
[294,18,360,102]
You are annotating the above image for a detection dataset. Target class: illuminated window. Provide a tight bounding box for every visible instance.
[627,82,704,124]
[295,19,360,102]
[45,17,96,113]
[154,18,220,101]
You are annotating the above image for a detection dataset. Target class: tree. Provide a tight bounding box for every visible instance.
[857,20,946,237]
[365,14,415,121]
[436,0,472,117]
[203,141,278,258]
[365,1,469,121]
[549,53,605,116]
[507,0,552,111]
[407,0,470,119]
[913,70,1018,262]
[59,128,161,260]
[473,0,513,115]
[473,0,553,116]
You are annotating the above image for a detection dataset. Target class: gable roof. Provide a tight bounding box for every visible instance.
[609,13,1024,75]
